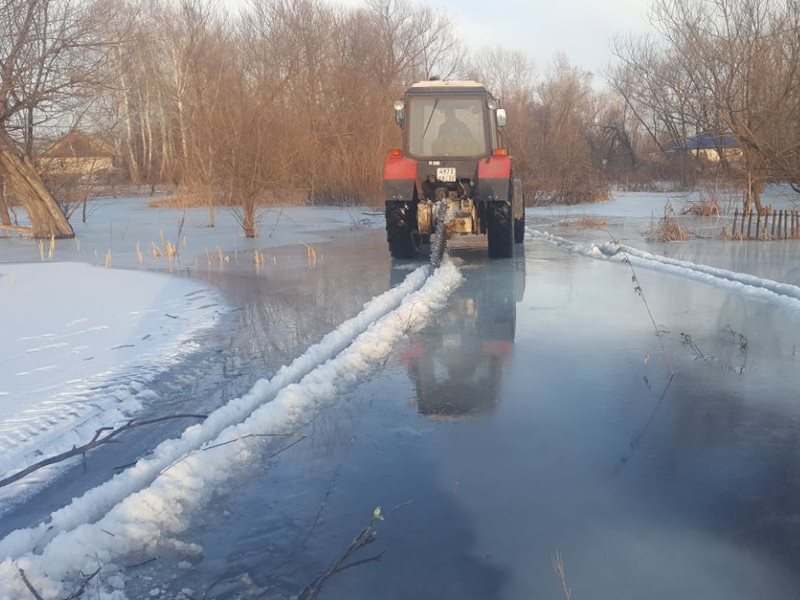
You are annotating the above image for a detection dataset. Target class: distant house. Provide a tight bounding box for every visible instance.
[39,130,115,175]
[676,133,741,163]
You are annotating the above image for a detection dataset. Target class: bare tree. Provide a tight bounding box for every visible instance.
[0,0,114,238]
[610,0,800,208]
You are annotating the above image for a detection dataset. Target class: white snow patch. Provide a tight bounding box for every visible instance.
[0,260,460,599]
[529,228,800,317]
[0,263,223,488]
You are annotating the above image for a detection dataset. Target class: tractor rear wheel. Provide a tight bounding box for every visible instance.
[386,201,417,259]
[487,200,513,259]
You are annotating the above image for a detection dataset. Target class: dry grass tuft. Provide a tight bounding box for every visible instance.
[149,193,219,209]
[558,216,608,229]
[148,195,198,209]
[681,199,720,216]
[300,242,318,267]
[648,202,690,241]
[150,237,179,260]
[216,245,230,264]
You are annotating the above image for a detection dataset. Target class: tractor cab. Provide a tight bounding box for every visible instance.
[384,80,523,260]
[396,81,505,159]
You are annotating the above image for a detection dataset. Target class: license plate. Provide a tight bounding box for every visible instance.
[436,167,456,182]
[442,333,461,349]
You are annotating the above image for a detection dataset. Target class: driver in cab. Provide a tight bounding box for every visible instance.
[431,106,481,156]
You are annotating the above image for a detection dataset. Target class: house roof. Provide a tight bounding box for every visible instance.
[41,131,114,159]
[679,133,739,150]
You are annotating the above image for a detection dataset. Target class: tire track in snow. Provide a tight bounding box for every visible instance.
[0,260,462,599]
[528,228,800,318]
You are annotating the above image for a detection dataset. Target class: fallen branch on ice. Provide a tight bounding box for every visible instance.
[552,552,572,600]
[0,414,208,489]
[296,501,412,600]
[603,230,674,375]
[19,568,44,600]
[159,431,306,475]
[19,566,100,600]
[297,506,386,600]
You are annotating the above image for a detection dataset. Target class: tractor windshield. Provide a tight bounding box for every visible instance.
[407,95,487,158]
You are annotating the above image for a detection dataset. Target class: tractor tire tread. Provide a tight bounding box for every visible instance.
[386,201,417,259]
[488,200,514,258]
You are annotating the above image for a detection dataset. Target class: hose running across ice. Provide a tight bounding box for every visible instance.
[0,259,462,600]
[430,200,448,268]
[528,227,800,318]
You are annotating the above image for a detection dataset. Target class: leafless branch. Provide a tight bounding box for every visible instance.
[0,414,207,489]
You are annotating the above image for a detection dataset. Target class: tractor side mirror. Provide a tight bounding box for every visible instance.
[394,100,405,127]
[496,108,507,128]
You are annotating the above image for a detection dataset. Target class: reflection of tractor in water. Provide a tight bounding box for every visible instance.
[399,257,525,417]
[384,80,525,259]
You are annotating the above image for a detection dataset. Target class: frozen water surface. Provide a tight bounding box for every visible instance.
[1,192,800,599]
[129,239,800,600]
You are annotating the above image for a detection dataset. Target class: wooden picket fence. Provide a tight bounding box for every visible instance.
[731,209,800,240]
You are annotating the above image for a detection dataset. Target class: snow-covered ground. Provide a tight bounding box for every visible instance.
[0,262,223,488]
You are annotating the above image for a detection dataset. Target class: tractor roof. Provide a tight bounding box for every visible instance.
[408,80,491,95]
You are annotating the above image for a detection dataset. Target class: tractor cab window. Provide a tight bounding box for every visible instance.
[407,95,487,158]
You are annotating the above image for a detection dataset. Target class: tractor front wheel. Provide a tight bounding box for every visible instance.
[386,201,418,259]
[487,200,513,259]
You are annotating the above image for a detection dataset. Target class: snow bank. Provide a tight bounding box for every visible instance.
[528,229,800,318]
[0,260,461,600]
[0,262,223,485]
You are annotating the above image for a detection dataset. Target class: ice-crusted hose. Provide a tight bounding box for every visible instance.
[430,200,448,268]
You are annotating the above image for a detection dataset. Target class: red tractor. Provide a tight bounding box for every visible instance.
[383,80,524,259]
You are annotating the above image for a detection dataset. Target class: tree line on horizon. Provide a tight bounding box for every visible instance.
[0,0,798,237]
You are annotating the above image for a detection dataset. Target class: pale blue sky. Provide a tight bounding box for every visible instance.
[334,0,654,79]
[222,0,654,81]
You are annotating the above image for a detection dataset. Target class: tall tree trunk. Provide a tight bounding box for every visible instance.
[24,107,34,157]
[743,156,765,214]
[116,48,141,185]
[157,92,172,182]
[144,103,154,182]
[0,130,74,238]
[752,180,764,214]
[0,179,12,225]
[242,194,256,238]
[137,85,148,182]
